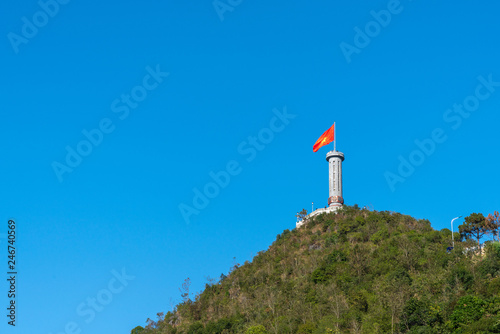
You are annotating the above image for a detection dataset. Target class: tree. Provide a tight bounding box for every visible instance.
[131,326,144,334]
[459,213,490,253]
[296,209,308,221]
[486,211,500,242]
[180,277,192,303]
[145,318,156,329]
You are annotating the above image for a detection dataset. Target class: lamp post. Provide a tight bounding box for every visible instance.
[451,216,462,248]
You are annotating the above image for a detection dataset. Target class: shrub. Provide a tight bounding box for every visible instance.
[297,322,316,334]
[187,321,205,334]
[450,295,486,329]
[448,266,474,290]
[399,298,442,331]
[245,324,267,334]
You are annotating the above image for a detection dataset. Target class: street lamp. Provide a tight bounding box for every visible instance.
[451,216,462,248]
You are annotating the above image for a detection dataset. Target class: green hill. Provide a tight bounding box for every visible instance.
[131,206,500,334]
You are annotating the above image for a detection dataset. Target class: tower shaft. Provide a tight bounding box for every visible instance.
[326,151,344,207]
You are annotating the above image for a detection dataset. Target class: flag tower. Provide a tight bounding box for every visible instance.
[327,150,344,208]
[297,123,344,228]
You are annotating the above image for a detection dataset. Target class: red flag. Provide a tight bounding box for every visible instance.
[313,124,335,152]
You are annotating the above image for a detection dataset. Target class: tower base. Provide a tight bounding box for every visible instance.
[328,196,344,206]
[296,205,343,229]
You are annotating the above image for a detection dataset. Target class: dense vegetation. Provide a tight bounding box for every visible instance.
[131,206,500,333]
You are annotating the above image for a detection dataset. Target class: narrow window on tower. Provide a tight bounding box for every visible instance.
[333,161,336,191]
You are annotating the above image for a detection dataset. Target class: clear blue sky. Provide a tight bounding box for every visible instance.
[1,0,500,333]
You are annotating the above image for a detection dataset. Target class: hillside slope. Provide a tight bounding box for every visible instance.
[132,206,500,334]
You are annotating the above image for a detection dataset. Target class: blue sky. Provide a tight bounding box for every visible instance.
[1,0,500,333]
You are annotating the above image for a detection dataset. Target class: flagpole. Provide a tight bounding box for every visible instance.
[333,122,336,152]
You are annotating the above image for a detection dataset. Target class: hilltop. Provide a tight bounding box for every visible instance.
[131,206,500,334]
